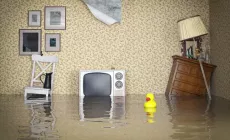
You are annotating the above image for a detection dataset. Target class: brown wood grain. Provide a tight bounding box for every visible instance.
[166,55,216,96]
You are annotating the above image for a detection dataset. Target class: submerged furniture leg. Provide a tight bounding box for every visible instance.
[199,59,211,100]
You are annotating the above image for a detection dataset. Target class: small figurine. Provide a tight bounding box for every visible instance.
[195,48,201,59]
[144,93,157,108]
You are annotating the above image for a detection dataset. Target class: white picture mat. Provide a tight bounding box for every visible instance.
[19,29,41,55]
[28,11,41,26]
[45,34,61,52]
[45,6,66,30]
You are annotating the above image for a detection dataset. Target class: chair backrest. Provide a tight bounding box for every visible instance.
[30,55,58,91]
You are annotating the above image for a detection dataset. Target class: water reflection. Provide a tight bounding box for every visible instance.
[79,96,125,121]
[1,94,230,140]
[144,107,157,123]
[18,101,59,140]
[166,95,214,140]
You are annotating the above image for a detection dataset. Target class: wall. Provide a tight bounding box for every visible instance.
[210,0,230,99]
[0,0,209,95]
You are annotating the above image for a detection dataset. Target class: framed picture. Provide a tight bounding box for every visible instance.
[28,10,41,27]
[185,41,197,58]
[45,6,66,30]
[181,38,201,59]
[19,29,41,55]
[45,33,61,52]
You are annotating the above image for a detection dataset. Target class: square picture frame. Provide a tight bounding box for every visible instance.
[45,6,66,30]
[181,38,201,59]
[185,41,197,58]
[28,10,41,27]
[19,29,41,55]
[45,33,61,52]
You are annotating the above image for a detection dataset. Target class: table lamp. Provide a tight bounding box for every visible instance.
[177,15,211,100]
[178,15,208,58]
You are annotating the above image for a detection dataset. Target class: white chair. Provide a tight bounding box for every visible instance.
[24,55,58,102]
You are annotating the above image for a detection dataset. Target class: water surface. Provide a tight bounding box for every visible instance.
[0,94,230,140]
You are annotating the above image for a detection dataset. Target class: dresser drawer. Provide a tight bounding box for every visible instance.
[175,73,205,87]
[190,66,202,77]
[177,63,190,74]
[173,80,201,94]
[171,89,202,96]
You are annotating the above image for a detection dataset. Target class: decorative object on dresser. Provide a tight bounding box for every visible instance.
[177,15,213,100]
[166,55,216,96]
[182,39,201,59]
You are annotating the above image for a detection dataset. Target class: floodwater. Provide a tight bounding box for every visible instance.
[0,94,230,140]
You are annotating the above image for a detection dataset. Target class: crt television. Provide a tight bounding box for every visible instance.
[79,70,125,96]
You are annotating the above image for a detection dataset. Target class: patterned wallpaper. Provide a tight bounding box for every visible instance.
[210,0,230,99]
[0,0,209,95]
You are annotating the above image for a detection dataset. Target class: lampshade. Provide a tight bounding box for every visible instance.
[178,15,208,41]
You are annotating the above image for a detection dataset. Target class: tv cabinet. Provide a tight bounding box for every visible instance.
[166,55,216,96]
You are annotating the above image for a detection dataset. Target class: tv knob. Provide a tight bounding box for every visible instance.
[115,81,123,89]
[115,72,123,80]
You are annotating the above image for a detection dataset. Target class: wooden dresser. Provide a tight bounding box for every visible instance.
[166,55,216,96]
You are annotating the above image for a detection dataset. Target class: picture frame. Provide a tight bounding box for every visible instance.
[45,33,61,52]
[181,38,201,59]
[28,10,41,27]
[45,6,66,30]
[19,29,41,55]
[185,41,197,58]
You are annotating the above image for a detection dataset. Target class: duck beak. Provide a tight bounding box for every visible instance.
[146,97,150,101]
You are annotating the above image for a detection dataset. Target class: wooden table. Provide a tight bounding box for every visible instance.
[166,55,216,96]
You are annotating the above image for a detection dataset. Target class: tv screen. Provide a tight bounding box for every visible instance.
[83,72,111,96]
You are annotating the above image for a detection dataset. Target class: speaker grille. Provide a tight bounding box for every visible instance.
[115,72,123,80]
[115,81,123,89]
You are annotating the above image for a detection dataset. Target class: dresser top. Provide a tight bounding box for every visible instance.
[172,55,217,68]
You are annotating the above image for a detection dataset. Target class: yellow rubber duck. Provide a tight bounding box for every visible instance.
[144,93,157,108]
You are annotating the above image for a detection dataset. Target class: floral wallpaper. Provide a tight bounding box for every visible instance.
[0,0,209,95]
[210,0,230,99]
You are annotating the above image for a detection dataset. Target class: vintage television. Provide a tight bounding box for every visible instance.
[79,70,125,96]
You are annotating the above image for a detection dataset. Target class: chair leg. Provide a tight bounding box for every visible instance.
[24,93,27,101]
[46,93,49,102]
[24,90,28,101]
